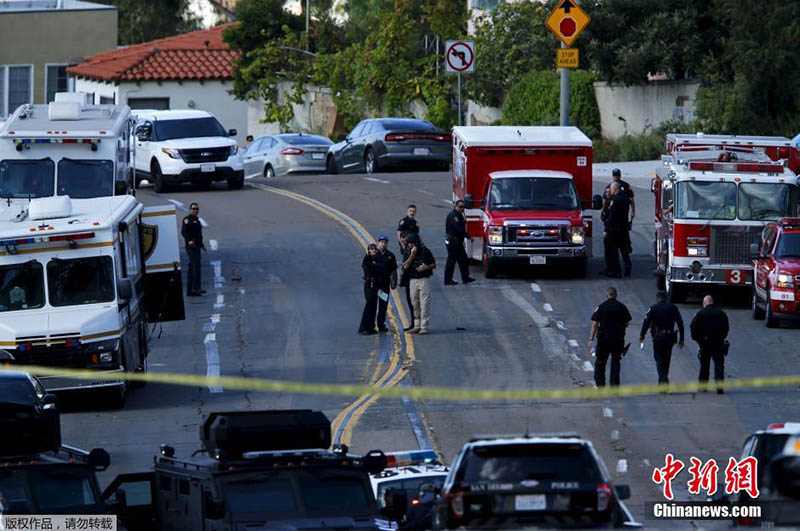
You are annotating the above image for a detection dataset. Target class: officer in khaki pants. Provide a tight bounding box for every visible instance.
[402,233,436,334]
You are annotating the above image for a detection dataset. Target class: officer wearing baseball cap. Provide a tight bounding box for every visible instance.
[374,235,398,332]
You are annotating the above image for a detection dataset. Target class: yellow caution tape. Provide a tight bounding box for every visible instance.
[3,364,799,401]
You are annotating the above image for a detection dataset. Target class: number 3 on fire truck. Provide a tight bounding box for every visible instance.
[726,269,746,285]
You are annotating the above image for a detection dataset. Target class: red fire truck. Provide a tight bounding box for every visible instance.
[452,126,601,278]
[751,217,800,328]
[652,135,800,303]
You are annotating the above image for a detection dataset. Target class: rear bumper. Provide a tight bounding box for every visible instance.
[379,148,450,166]
[283,161,327,175]
[487,244,587,262]
[39,367,125,392]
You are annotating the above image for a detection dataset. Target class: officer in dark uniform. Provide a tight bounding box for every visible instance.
[181,202,206,296]
[374,235,398,332]
[690,295,730,394]
[640,290,684,387]
[589,287,632,387]
[397,205,419,241]
[398,232,415,331]
[603,182,632,278]
[359,243,380,335]
[444,199,475,286]
[612,168,635,255]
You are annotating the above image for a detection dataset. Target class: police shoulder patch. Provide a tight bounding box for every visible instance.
[184,218,189,224]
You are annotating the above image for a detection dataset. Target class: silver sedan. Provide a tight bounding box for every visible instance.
[243,133,333,178]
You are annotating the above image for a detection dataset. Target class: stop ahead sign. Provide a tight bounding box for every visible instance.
[546,0,590,47]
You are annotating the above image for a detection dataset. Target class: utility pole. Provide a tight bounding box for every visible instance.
[305,0,310,51]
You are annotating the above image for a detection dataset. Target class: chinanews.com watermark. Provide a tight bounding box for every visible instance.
[647,501,761,520]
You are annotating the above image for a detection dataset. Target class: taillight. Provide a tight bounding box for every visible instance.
[385,133,403,142]
[449,491,464,518]
[385,133,451,142]
[281,147,304,155]
[597,483,613,512]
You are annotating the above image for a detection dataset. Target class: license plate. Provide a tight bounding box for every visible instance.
[515,494,546,511]
[530,256,547,265]
[200,163,215,173]
[413,147,430,156]
[312,153,325,160]
[774,291,795,301]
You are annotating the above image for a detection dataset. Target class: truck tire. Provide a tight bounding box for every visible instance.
[666,278,686,304]
[751,289,765,320]
[152,162,167,193]
[573,258,587,278]
[131,323,148,389]
[765,289,780,328]
[227,174,244,190]
[482,243,499,279]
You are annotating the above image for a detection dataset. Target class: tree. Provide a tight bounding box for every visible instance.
[468,1,555,108]
[223,0,305,99]
[98,0,199,45]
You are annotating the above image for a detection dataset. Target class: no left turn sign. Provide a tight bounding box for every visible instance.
[445,40,474,73]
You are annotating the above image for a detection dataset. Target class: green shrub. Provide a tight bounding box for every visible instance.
[500,70,601,139]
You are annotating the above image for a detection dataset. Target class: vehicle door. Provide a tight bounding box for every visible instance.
[102,472,157,531]
[341,122,367,171]
[134,121,153,174]
[657,179,673,270]
[141,205,186,322]
[756,226,778,294]
[262,137,281,174]
[355,121,374,171]
[242,138,264,179]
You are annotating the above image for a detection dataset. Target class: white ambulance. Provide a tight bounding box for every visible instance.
[0,195,184,408]
[0,93,135,212]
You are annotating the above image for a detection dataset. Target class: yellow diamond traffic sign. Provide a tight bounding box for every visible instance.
[556,48,579,69]
[546,0,590,47]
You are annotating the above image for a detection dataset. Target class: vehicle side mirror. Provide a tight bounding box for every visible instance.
[135,127,150,142]
[117,278,133,302]
[89,448,111,471]
[592,194,604,210]
[614,484,631,500]
[750,242,761,261]
[463,194,473,209]
[651,177,660,194]
[113,488,127,512]
[227,129,237,137]
[43,393,57,408]
[336,134,347,142]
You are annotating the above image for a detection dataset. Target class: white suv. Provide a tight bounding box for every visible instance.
[133,110,244,192]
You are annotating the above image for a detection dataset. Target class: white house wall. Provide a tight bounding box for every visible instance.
[75,78,248,144]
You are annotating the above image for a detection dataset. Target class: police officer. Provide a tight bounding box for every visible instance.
[398,232,415,331]
[603,182,632,278]
[640,290,684,387]
[612,168,635,254]
[181,202,206,296]
[359,243,380,335]
[397,205,419,242]
[444,199,475,286]
[403,233,436,335]
[374,235,398,332]
[589,287,632,387]
[690,295,730,394]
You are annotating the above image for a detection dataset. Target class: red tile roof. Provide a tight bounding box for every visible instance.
[67,24,239,82]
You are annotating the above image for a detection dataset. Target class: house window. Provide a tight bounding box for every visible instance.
[0,65,33,118]
[100,96,114,104]
[45,65,68,103]
[127,97,169,110]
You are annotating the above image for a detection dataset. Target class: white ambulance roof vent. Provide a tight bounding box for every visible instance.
[48,102,81,121]
[54,92,92,106]
[29,196,72,220]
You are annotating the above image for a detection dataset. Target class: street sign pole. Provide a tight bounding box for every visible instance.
[560,41,569,126]
[458,71,462,126]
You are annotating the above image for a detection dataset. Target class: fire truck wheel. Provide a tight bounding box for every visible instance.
[573,258,587,278]
[765,290,780,328]
[656,273,666,290]
[751,290,765,320]
[482,243,499,279]
[666,279,686,304]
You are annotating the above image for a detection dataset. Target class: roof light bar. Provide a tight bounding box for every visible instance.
[12,139,100,145]
[688,161,784,173]
[384,450,439,468]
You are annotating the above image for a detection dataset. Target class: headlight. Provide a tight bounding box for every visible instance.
[161,147,182,159]
[777,273,794,288]
[569,226,585,245]
[229,145,239,155]
[99,352,113,363]
[488,226,503,245]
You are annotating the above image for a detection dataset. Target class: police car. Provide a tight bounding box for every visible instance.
[371,450,449,529]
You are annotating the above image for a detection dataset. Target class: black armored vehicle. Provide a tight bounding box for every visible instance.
[104,409,390,530]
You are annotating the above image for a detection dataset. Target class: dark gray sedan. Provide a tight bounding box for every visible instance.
[326,118,451,174]
[243,133,333,178]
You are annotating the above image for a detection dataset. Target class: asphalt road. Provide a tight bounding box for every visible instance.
[59,167,800,526]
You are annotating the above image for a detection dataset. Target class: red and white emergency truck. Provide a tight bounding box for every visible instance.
[652,135,800,303]
[751,217,800,327]
[666,133,800,174]
[451,126,601,278]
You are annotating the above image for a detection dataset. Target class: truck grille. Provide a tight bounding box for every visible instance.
[710,226,761,265]
[507,226,564,244]
[180,147,230,163]
[10,346,86,368]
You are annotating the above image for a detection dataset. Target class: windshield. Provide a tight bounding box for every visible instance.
[376,475,446,508]
[0,467,101,514]
[738,183,798,221]
[675,181,737,220]
[0,261,45,312]
[46,256,114,307]
[378,119,435,131]
[0,159,55,199]
[776,233,800,258]
[489,178,579,211]
[153,117,227,141]
[458,444,601,483]
[57,159,114,198]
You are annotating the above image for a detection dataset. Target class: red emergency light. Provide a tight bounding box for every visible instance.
[688,161,784,173]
